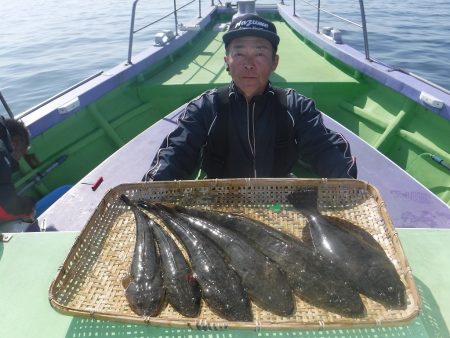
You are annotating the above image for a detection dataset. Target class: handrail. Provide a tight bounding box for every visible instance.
[358,0,370,60]
[0,91,15,119]
[293,0,371,60]
[127,0,202,65]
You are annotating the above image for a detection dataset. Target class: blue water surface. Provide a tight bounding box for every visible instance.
[1,0,449,115]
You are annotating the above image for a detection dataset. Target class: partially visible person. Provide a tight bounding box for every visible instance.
[143,14,356,181]
[0,116,35,221]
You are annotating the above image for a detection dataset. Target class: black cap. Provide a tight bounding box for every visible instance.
[223,14,280,49]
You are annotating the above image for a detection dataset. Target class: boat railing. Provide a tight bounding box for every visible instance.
[286,0,450,94]
[291,0,371,60]
[0,91,15,119]
[127,0,203,64]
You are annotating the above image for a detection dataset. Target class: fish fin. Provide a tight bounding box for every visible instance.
[140,201,160,210]
[325,216,385,252]
[301,225,315,249]
[286,188,319,212]
[122,275,131,290]
[137,200,155,212]
[155,203,178,215]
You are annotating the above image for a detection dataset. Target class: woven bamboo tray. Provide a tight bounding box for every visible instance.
[49,178,420,330]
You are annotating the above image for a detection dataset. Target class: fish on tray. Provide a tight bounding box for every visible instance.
[151,218,202,317]
[139,201,253,322]
[175,205,366,318]
[286,188,407,309]
[120,195,165,316]
[172,205,296,317]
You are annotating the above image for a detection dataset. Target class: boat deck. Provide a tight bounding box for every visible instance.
[142,18,361,109]
[146,20,358,87]
[1,230,449,337]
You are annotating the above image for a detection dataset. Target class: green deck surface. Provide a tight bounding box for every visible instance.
[146,21,358,87]
[0,229,449,338]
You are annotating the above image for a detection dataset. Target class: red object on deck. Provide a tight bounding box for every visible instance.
[91,177,104,191]
[0,206,30,221]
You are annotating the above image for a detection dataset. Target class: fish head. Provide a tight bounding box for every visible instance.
[367,266,407,309]
[124,279,164,316]
[124,281,147,315]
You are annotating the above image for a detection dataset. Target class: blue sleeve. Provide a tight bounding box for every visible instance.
[143,91,216,181]
[288,89,357,178]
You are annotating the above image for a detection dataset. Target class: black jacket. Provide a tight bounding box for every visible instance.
[0,117,35,220]
[144,82,356,181]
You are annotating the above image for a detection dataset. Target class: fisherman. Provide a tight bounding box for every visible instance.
[143,14,356,181]
[0,116,35,221]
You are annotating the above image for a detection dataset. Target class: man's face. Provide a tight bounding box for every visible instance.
[225,36,278,101]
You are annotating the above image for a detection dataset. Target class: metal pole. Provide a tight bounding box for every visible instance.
[174,0,179,36]
[199,0,202,18]
[358,0,370,60]
[293,0,296,16]
[316,0,321,33]
[0,91,15,119]
[127,0,140,64]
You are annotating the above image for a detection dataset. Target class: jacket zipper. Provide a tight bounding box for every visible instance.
[246,100,257,177]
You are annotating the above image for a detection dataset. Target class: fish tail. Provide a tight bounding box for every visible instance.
[139,201,178,220]
[120,194,134,207]
[286,188,319,212]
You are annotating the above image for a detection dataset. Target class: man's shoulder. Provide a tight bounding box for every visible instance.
[187,88,219,105]
[270,87,317,116]
[273,86,314,101]
[178,88,221,122]
[271,86,303,97]
[270,86,301,105]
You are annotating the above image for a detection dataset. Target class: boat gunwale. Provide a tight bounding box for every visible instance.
[19,5,218,139]
[276,3,450,121]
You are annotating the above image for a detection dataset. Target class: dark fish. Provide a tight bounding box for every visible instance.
[176,206,365,318]
[302,215,386,253]
[139,201,253,322]
[120,195,165,316]
[172,205,295,317]
[151,220,201,317]
[287,188,407,309]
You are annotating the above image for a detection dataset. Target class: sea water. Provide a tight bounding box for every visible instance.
[1,0,449,115]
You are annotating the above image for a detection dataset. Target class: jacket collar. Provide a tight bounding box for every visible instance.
[228,81,275,101]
